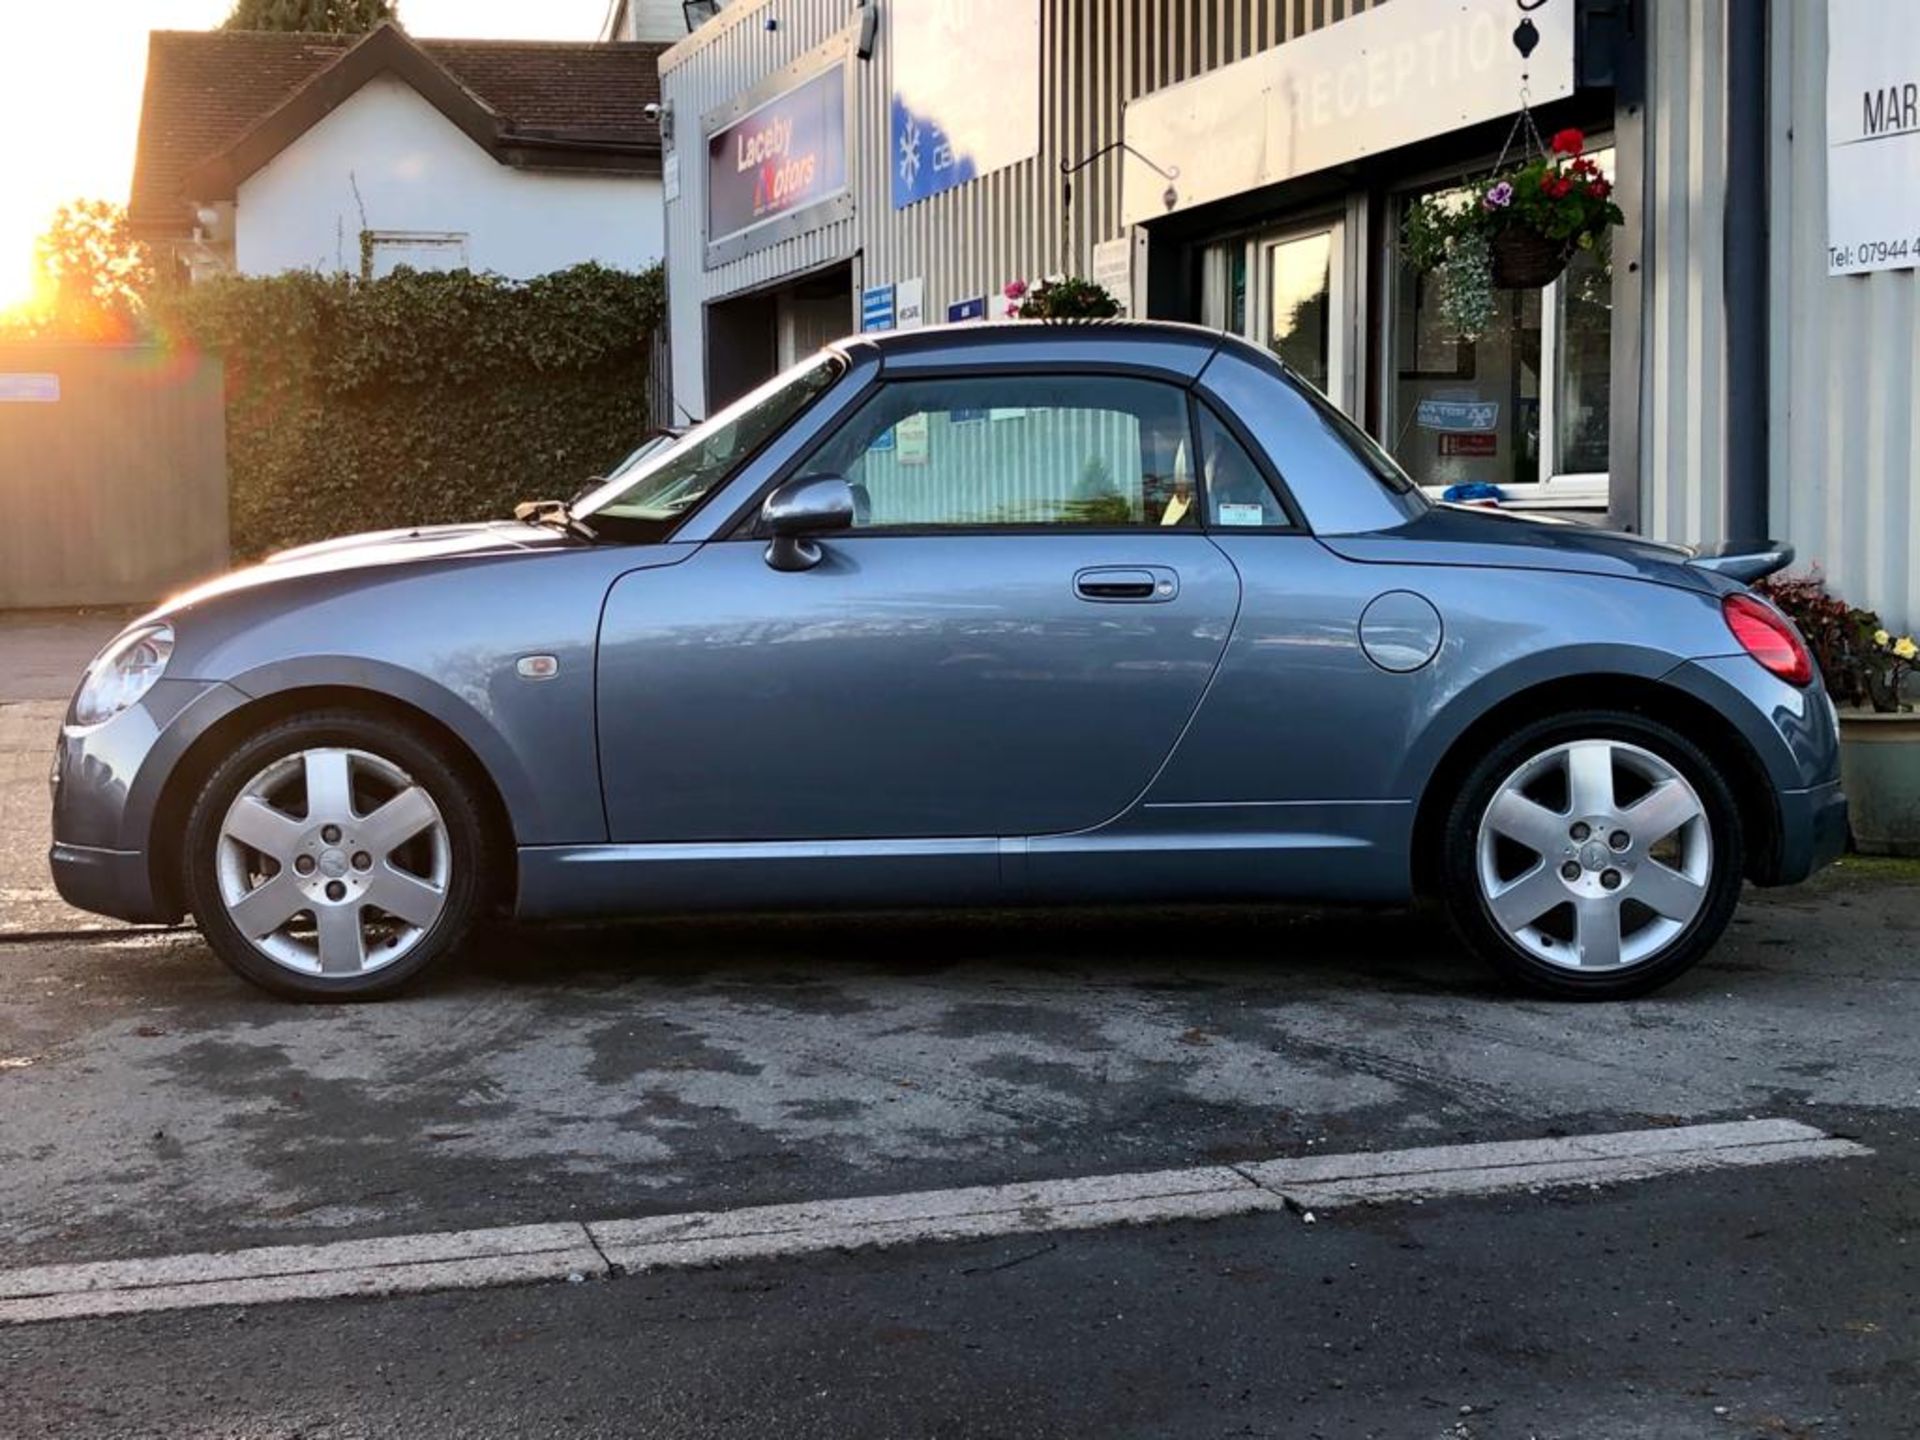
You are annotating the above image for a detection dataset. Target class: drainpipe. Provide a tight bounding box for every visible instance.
[1723,0,1770,543]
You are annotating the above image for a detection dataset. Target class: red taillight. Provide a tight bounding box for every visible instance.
[1723,593,1814,686]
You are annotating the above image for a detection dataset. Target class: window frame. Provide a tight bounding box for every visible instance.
[363,230,469,278]
[1381,136,1617,512]
[725,365,1310,540]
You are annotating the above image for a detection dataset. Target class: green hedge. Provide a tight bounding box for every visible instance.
[160,263,665,557]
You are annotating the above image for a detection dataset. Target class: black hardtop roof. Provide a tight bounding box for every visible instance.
[839,318,1246,381]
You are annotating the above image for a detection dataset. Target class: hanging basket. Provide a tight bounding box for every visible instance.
[1489,227,1573,289]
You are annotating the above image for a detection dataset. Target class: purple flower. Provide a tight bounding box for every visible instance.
[1003,279,1029,299]
[1483,181,1514,210]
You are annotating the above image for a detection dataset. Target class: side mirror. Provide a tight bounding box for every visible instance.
[761,475,854,572]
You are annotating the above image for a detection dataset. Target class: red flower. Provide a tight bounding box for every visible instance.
[1589,177,1612,199]
[1551,127,1585,156]
[1551,177,1575,198]
[1540,172,1558,191]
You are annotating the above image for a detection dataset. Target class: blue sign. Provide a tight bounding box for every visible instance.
[946,296,988,324]
[706,65,847,246]
[0,373,60,403]
[861,284,896,332]
[1414,398,1500,433]
[890,5,1040,211]
[893,97,980,210]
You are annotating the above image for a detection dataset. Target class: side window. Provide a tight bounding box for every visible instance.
[1195,402,1291,528]
[803,375,1196,528]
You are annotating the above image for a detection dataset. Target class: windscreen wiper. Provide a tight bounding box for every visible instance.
[513,499,599,542]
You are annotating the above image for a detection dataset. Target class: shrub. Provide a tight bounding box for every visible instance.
[158,263,665,557]
[1002,275,1123,320]
[1758,570,1917,712]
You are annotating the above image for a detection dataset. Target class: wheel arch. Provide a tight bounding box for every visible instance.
[147,685,520,919]
[1408,672,1782,901]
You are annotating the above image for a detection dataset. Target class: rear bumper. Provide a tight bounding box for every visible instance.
[1768,779,1849,887]
[1661,656,1846,886]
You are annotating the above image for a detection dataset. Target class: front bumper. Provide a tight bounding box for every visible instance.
[48,678,251,925]
[48,842,167,924]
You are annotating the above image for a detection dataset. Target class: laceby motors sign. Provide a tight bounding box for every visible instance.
[706,65,848,255]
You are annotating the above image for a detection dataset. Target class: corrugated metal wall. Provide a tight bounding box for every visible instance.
[1638,0,1727,549]
[660,0,1380,418]
[1768,0,1919,633]
[665,0,1919,632]
[1637,0,1917,631]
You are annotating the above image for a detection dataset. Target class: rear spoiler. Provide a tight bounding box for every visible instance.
[1686,540,1794,585]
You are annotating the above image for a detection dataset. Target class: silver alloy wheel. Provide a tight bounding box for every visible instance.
[1474,739,1712,973]
[214,747,450,977]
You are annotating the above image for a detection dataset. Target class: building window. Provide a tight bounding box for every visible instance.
[1202,217,1350,410]
[1385,148,1614,510]
[364,231,469,279]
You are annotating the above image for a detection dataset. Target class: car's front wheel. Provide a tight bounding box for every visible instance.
[183,710,491,1001]
[1440,711,1745,999]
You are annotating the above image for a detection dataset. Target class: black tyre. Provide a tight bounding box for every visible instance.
[1438,710,1745,1000]
[182,709,492,1001]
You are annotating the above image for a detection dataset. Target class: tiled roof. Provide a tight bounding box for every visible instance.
[130,27,667,235]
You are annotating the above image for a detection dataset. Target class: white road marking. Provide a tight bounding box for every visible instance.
[0,1119,1867,1326]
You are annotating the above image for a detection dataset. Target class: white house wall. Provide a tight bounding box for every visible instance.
[622,0,694,43]
[233,74,664,280]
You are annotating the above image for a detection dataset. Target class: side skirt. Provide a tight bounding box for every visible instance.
[514,801,1414,920]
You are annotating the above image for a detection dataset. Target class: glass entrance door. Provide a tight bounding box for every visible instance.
[1258,225,1344,402]
[1204,220,1349,410]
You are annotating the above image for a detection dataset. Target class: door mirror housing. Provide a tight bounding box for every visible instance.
[761,475,855,572]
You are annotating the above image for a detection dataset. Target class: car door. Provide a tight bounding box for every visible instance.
[595,370,1241,842]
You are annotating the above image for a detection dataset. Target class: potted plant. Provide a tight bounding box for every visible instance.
[1401,128,1625,341]
[1759,571,1920,856]
[1004,275,1122,320]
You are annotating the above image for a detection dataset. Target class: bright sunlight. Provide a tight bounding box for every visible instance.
[0,0,620,316]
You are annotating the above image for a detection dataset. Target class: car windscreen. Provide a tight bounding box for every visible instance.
[575,355,844,541]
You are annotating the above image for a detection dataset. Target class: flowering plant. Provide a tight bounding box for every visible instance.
[1756,570,1917,712]
[1401,127,1625,339]
[1004,275,1122,320]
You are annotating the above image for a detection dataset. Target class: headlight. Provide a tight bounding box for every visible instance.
[72,623,174,726]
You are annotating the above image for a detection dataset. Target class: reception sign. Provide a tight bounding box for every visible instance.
[891,0,1040,209]
[1827,0,1920,275]
[707,64,848,259]
[1122,0,1573,226]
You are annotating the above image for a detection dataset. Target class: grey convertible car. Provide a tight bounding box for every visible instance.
[51,322,1845,1001]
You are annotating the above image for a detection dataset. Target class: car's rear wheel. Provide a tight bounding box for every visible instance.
[183,711,490,1001]
[1439,711,1744,999]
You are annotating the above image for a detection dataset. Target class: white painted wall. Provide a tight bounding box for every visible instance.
[622,0,696,42]
[233,75,664,280]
